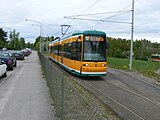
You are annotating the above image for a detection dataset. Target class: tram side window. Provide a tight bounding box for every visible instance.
[59,45,63,56]
[50,46,54,54]
[71,42,82,61]
[52,45,59,55]
[70,42,76,60]
[64,43,71,59]
[63,42,82,61]
[77,42,82,60]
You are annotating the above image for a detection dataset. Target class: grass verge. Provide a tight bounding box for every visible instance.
[107,57,160,82]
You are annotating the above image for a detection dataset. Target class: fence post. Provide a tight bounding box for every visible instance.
[61,76,64,120]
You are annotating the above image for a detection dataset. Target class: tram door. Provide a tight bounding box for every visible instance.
[59,44,63,63]
[61,57,63,63]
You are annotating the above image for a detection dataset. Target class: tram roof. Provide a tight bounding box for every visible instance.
[61,30,106,40]
[152,54,160,57]
[72,30,106,36]
[49,30,106,45]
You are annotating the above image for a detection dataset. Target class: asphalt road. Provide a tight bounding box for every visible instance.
[0,51,57,120]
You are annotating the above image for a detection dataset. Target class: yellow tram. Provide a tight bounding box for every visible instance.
[151,54,160,62]
[49,30,108,76]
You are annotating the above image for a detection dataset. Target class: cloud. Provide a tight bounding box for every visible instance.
[0,0,159,43]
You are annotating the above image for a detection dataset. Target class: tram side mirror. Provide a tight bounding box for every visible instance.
[76,36,81,47]
[76,38,78,48]
[78,36,81,39]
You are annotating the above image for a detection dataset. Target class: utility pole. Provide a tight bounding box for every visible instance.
[129,0,134,70]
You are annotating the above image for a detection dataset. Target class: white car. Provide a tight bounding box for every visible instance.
[0,59,7,77]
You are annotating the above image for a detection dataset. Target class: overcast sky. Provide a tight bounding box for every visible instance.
[0,0,160,43]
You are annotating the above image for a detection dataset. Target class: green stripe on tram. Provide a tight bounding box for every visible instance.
[72,30,106,37]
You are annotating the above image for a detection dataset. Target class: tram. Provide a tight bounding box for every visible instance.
[49,30,108,76]
[151,54,160,62]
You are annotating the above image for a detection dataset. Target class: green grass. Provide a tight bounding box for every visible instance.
[107,57,160,82]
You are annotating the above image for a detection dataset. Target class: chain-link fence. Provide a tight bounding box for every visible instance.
[39,53,120,120]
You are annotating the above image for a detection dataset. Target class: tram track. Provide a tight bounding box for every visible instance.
[71,71,160,120]
[48,57,160,119]
[76,79,145,120]
[108,68,160,91]
[107,68,160,104]
[106,72,160,107]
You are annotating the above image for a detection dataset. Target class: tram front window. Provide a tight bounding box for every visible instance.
[84,36,106,61]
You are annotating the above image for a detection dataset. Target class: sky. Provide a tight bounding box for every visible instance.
[0,0,160,43]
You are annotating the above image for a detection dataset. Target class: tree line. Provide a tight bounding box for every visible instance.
[2,26,159,60]
[107,37,160,60]
[33,36,54,51]
[0,28,33,50]
[34,36,160,61]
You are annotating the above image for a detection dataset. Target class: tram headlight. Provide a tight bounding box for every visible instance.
[83,64,89,66]
[102,64,106,67]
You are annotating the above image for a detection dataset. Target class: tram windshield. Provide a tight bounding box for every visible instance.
[151,55,160,59]
[83,36,106,61]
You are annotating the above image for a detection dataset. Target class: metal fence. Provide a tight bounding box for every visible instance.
[39,53,120,120]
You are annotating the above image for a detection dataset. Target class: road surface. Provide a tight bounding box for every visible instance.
[0,51,57,120]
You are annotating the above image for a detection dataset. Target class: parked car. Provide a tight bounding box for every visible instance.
[0,52,17,70]
[12,51,25,60]
[6,51,17,67]
[21,49,32,56]
[0,59,7,77]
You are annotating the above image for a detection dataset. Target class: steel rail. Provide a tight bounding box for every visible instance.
[107,72,160,107]
[109,68,160,90]
[74,78,145,120]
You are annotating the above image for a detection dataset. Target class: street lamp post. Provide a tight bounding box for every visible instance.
[25,19,42,52]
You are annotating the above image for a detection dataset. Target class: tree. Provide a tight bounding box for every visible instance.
[0,28,7,49]
[134,39,152,60]
[26,42,34,49]
[107,37,159,60]
[34,36,40,50]
[50,36,54,41]
[33,36,55,51]
[107,37,130,58]
[20,37,25,49]
[9,29,20,49]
